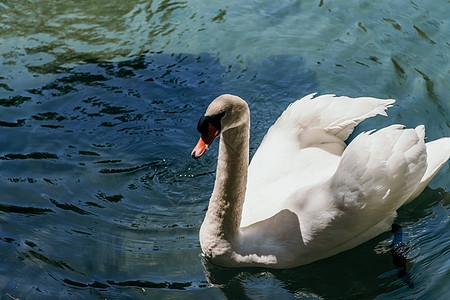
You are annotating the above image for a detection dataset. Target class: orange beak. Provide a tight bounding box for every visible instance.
[191,124,219,159]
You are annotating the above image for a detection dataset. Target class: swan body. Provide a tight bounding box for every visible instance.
[192,94,450,269]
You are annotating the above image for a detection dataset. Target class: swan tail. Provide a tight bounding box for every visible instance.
[330,125,427,223]
[405,136,450,203]
[279,93,395,142]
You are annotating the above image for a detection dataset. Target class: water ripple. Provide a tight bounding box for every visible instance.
[0,0,448,298]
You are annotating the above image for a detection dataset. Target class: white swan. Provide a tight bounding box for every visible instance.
[191,93,450,269]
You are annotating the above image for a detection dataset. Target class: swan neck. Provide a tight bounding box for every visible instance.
[200,122,249,258]
[215,126,249,228]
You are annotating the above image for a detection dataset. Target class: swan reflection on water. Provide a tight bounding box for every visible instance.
[201,237,415,299]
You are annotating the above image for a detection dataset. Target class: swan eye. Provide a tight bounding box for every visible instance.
[197,112,225,136]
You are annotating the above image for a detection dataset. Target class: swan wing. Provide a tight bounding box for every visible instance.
[282,125,428,253]
[322,125,427,240]
[242,94,395,227]
[248,94,396,184]
[276,93,396,142]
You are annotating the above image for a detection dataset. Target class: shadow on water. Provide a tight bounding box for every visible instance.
[1,49,448,299]
[0,47,448,299]
[199,187,449,299]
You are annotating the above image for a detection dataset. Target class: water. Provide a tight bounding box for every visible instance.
[0,0,448,298]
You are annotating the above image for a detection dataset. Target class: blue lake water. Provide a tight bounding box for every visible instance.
[0,0,449,298]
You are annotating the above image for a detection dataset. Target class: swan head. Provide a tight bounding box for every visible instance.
[192,94,249,159]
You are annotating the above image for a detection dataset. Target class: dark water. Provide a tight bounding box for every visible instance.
[1,0,449,299]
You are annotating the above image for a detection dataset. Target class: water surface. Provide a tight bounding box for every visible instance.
[0,0,449,299]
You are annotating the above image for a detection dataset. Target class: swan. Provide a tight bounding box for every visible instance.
[191,93,450,269]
